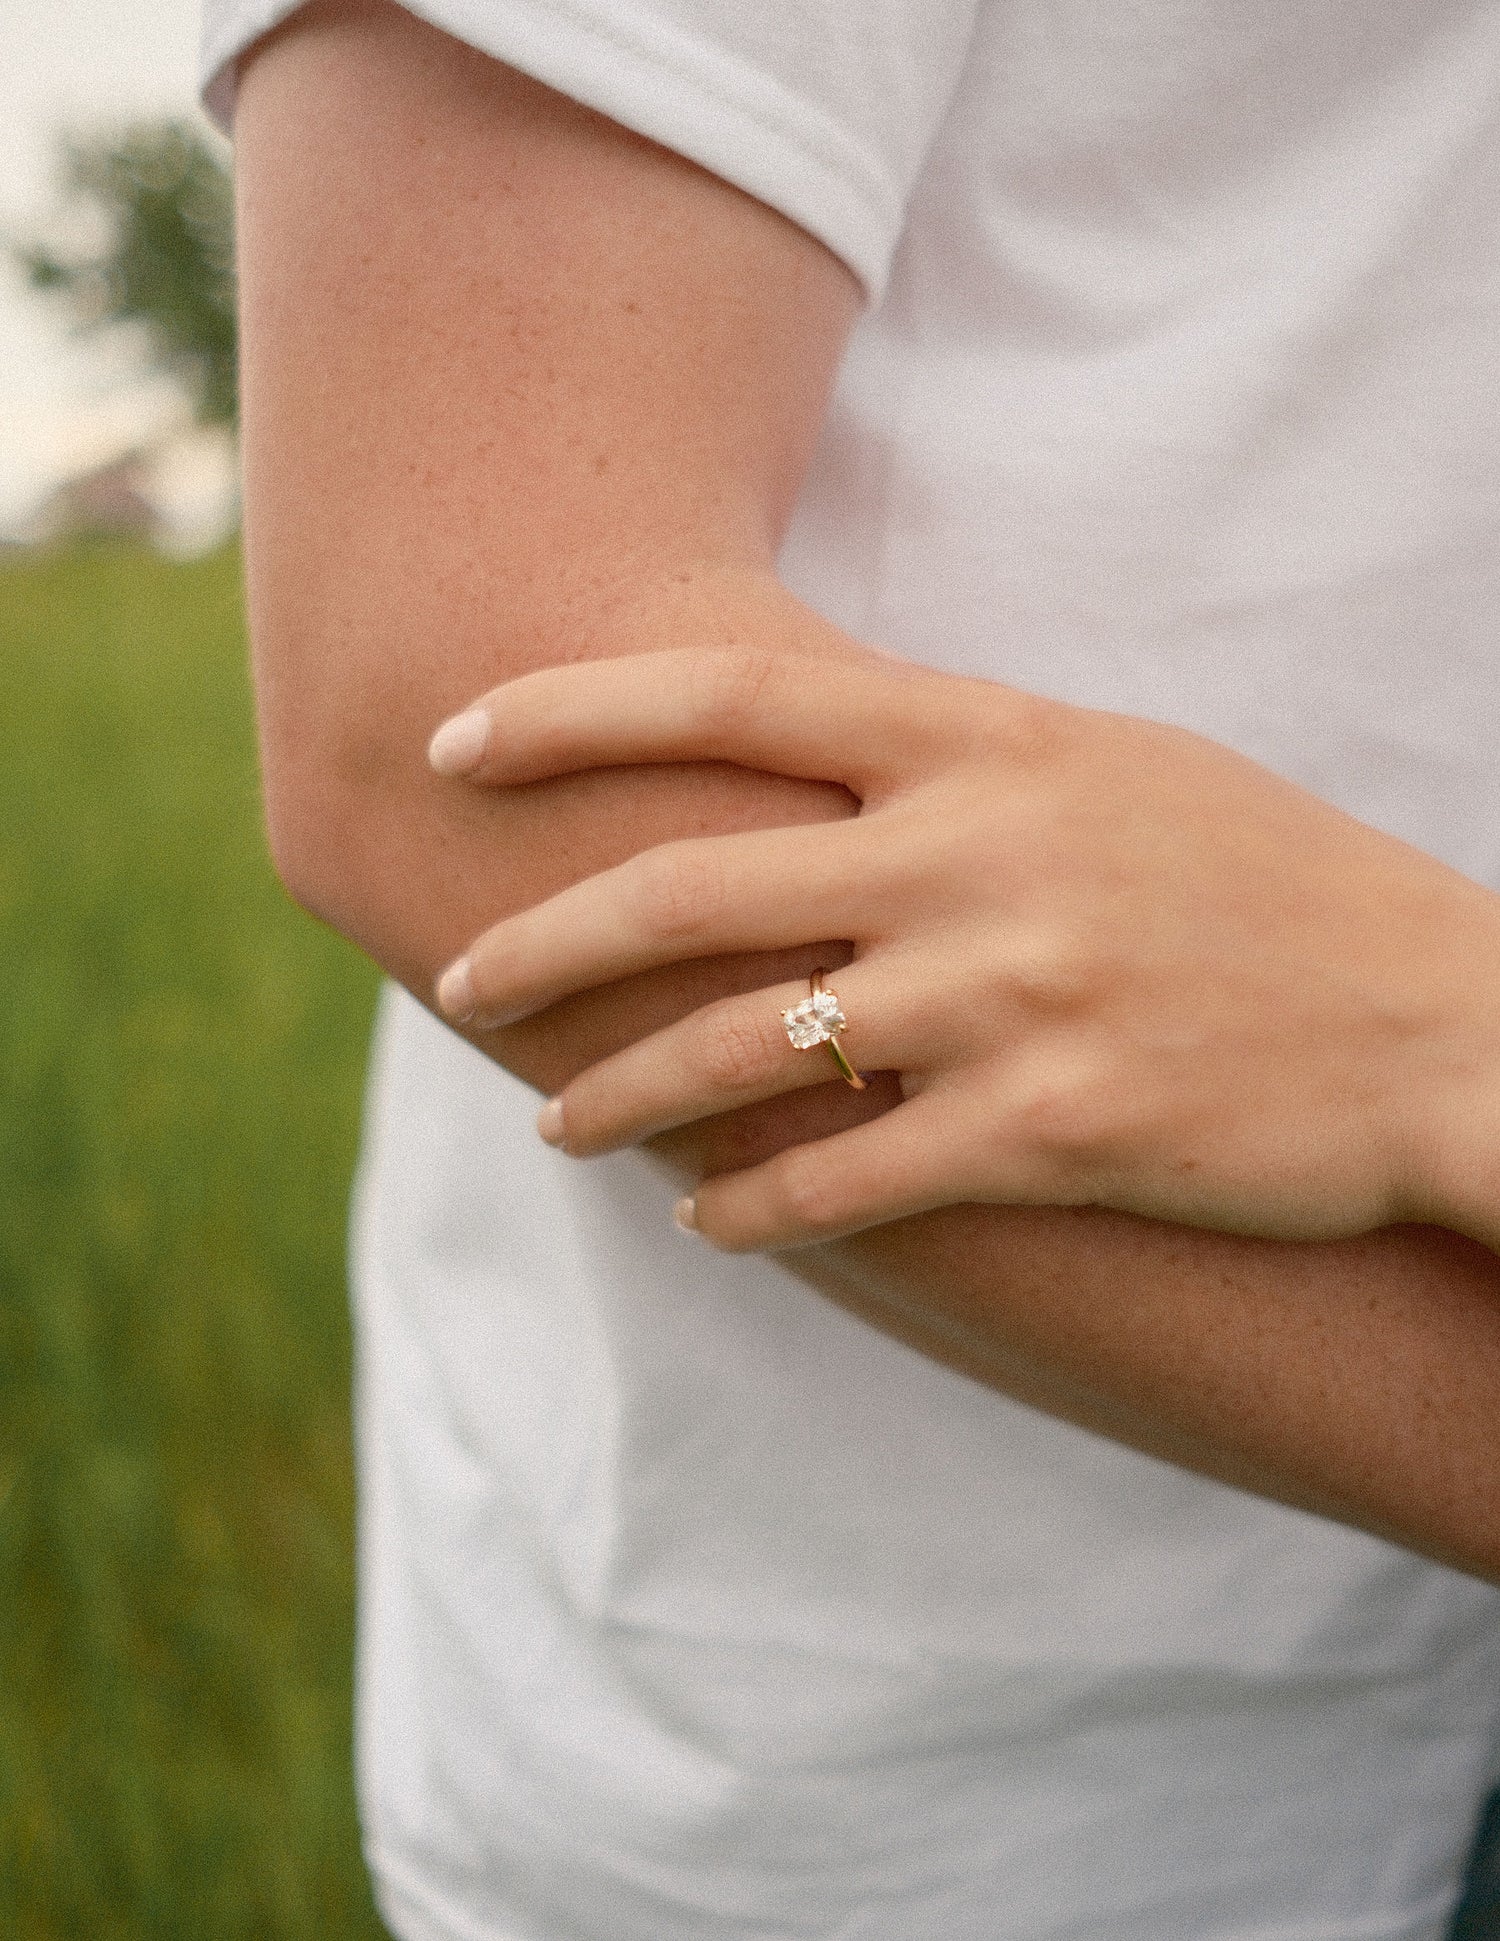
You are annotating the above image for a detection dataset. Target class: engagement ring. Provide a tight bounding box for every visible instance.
[782,970,866,1089]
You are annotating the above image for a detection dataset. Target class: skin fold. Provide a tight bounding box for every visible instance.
[234,0,1500,1582]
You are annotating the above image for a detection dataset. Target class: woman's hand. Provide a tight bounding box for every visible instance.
[427,645,1500,1253]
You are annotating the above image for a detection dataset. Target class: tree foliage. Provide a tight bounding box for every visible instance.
[19,120,237,428]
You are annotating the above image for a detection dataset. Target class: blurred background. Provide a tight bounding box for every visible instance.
[1,2,387,1934]
[3,6,1499,1941]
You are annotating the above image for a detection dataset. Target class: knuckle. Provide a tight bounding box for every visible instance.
[773,1153,842,1235]
[1003,936,1094,1019]
[633,843,726,942]
[688,646,778,734]
[984,688,1066,767]
[694,1003,783,1094]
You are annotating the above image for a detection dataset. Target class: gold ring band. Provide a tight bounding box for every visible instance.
[780,969,867,1090]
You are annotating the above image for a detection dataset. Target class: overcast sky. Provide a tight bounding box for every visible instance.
[0,0,211,531]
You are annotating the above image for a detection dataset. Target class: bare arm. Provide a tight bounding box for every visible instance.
[234,0,1500,1581]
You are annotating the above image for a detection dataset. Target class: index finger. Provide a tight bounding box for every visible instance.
[427,643,950,792]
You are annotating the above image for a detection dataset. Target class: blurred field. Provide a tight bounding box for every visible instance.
[0,543,387,1939]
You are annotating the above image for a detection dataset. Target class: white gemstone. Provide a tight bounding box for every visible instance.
[782,988,846,1050]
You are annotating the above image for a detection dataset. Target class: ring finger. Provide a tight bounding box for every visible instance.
[542,959,927,1155]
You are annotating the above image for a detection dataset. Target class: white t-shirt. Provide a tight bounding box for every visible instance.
[203,4,1500,1937]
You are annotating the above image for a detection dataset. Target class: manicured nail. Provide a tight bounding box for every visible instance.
[436,956,476,1022]
[536,1098,565,1147]
[428,708,490,776]
[673,1197,698,1232]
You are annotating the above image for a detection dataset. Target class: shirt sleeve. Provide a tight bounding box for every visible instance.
[201,0,980,298]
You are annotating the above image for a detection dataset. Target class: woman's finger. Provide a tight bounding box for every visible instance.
[548,964,928,1155]
[436,818,877,1027]
[428,644,960,793]
[680,1089,987,1252]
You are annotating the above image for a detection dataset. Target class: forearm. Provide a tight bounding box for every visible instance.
[236,0,1500,1586]
[251,526,1500,1583]
[335,726,1500,1582]
[816,1207,1500,1581]
[509,766,1500,1584]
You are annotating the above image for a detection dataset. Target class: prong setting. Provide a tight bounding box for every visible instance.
[781,986,847,1050]
[782,971,866,1088]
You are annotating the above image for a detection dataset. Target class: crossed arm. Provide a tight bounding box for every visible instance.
[234,0,1500,1580]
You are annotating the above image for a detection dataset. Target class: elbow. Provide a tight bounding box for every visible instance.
[250,611,408,947]
[243,528,554,998]
[260,750,356,932]
[256,706,484,1013]
[248,592,495,1001]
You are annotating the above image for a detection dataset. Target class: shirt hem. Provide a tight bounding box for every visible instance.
[200,0,900,296]
[366,1838,1458,1941]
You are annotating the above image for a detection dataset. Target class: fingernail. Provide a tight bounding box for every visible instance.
[436,956,476,1023]
[428,708,490,776]
[673,1197,698,1232]
[536,1098,566,1147]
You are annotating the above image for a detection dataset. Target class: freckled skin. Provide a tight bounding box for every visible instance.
[235,0,1500,1581]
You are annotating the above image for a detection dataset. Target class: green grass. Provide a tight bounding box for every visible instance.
[0,541,387,1939]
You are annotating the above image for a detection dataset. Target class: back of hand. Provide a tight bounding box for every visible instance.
[429,645,1500,1256]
